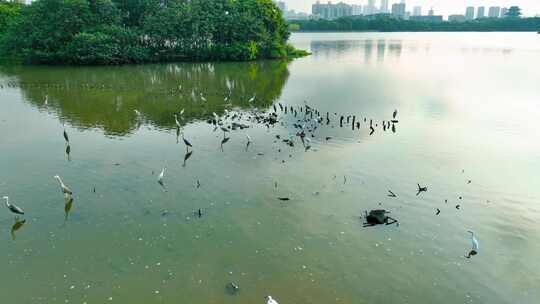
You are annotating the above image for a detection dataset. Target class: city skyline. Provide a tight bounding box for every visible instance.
[284,0,540,17]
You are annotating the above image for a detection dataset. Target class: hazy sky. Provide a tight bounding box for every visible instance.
[284,1,540,17]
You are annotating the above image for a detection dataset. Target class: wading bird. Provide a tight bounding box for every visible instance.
[466,231,479,258]
[3,196,24,215]
[174,114,181,128]
[183,135,193,151]
[265,295,278,304]
[158,168,166,184]
[54,175,73,195]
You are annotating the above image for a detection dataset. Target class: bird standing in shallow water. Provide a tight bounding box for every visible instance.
[182,135,193,152]
[174,114,181,128]
[466,231,479,258]
[3,196,24,215]
[265,296,278,304]
[158,168,166,184]
[54,175,73,195]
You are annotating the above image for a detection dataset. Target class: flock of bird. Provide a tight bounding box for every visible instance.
[3,94,480,303]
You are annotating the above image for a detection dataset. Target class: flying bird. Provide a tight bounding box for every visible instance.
[3,196,24,215]
[54,175,73,195]
[387,190,397,197]
[416,184,427,196]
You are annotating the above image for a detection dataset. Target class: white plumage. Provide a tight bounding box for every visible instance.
[158,168,166,183]
[468,231,479,251]
[3,196,25,215]
[54,175,73,195]
[266,295,278,304]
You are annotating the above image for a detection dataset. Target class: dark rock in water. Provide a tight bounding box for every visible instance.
[278,197,290,201]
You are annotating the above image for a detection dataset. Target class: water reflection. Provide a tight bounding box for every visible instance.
[0,61,290,136]
[310,39,403,63]
[63,193,74,225]
[10,218,26,240]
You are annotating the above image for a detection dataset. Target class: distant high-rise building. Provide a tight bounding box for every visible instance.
[391,2,406,19]
[428,7,434,16]
[312,1,353,20]
[413,6,422,16]
[380,0,389,13]
[352,4,363,16]
[488,6,501,18]
[500,8,509,18]
[364,0,377,15]
[477,7,485,19]
[465,7,475,20]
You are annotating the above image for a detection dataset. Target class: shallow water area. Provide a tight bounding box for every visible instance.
[1,32,540,304]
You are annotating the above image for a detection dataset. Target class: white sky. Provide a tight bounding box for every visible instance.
[284,0,540,17]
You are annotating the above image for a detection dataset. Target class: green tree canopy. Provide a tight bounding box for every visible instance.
[0,0,305,64]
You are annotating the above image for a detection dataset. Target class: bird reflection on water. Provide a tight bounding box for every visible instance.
[11,217,26,240]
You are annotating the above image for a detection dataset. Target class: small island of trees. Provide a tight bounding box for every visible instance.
[0,0,308,65]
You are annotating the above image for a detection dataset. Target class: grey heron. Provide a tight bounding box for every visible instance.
[54,175,73,195]
[3,196,24,215]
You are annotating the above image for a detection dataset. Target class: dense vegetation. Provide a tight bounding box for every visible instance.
[0,0,307,65]
[291,16,540,32]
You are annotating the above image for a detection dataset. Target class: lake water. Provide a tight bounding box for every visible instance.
[1,32,539,304]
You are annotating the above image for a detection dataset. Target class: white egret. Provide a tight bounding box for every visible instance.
[44,95,48,105]
[248,95,256,103]
[134,109,141,116]
[180,108,185,116]
[174,114,181,128]
[265,295,278,304]
[158,168,166,184]
[200,93,207,102]
[3,196,24,215]
[54,175,73,195]
[466,231,479,258]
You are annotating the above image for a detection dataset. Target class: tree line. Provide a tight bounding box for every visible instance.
[290,16,540,32]
[0,0,308,65]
